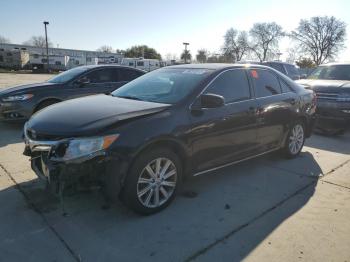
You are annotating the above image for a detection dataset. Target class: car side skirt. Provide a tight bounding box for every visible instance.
[193,148,279,177]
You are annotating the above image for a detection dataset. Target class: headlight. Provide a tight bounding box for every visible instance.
[60,134,119,161]
[337,93,350,102]
[2,94,34,102]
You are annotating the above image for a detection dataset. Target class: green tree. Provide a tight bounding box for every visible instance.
[124,45,161,60]
[196,49,208,63]
[296,57,316,69]
[181,50,192,63]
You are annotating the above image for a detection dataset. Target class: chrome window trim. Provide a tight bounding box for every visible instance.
[189,68,254,110]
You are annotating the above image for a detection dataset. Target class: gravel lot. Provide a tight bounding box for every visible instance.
[0,74,349,262]
[0,73,52,89]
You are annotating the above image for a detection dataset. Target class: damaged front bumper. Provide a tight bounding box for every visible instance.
[23,131,126,196]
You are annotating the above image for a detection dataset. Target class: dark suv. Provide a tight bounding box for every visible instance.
[262,61,301,80]
[24,64,316,214]
[0,65,145,121]
[296,63,350,134]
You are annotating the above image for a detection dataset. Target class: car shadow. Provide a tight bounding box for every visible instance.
[0,152,321,261]
[0,122,24,148]
[305,131,350,155]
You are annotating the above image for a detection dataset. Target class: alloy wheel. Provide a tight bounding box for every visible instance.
[137,158,177,208]
[288,124,304,155]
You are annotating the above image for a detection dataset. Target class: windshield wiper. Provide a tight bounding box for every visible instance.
[116,95,143,101]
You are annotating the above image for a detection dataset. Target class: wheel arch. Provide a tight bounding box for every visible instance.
[33,97,62,113]
[123,137,191,183]
[297,115,312,137]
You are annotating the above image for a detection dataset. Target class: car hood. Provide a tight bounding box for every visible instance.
[0,82,59,96]
[296,79,350,93]
[26,94,171,138]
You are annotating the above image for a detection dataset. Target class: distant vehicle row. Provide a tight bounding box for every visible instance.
[0,65,145,121]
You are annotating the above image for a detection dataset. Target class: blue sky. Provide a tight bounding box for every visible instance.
[1,0,350,60]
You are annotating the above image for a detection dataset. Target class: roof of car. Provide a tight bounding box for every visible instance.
[77,64,146,72]
[165,63,270,70]
[319,62,350,66]
[263,61,295,65]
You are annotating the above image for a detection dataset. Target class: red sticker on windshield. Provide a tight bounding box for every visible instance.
[251,70,258,78]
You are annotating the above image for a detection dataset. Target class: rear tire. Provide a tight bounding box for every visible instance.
[122,147,182,215]
[283,121,305,158]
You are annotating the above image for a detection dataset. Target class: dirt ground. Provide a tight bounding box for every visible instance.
[0,73,52,89]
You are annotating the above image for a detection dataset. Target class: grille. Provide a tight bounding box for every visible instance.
[315,92,338,100]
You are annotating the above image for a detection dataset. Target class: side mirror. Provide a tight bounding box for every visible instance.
[76,77,90,87]
[200,93,225,108]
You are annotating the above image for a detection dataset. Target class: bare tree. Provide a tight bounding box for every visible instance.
[23,36,53,48]
[290,16,346,65]
[249,22,284,62]
[285,47,302,64]
[97,45,114,53]
[0,35,11,44]
[196,49,208,63]
[222,28,249,62]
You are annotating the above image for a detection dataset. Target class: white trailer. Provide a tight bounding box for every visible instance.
[67,56,86,69]
[0,49,29,69]
[121,58,160,71]
[29,54,69,71]
[85,56,98,65]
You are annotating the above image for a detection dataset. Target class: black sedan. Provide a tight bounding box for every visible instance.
[296,63,350,134]
[23,64,316,214]
[0,65,145,121]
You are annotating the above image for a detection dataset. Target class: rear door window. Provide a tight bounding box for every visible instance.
[85,68,117,83]
[279,79,294,93]
[250,69,281,98]
[284,64,299,76]
[265,63,285,74]
[205,69,251,103]
[119,68,144,81]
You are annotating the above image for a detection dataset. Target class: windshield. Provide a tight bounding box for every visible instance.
[48,66,89,83]
[112,68,213,104]
[308,65,350,81]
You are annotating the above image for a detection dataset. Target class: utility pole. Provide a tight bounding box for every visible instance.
[183,42,189,64]
[43,21,49,72]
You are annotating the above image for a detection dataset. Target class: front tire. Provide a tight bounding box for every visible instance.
[283,121,305,158]
[122,148,182,215]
